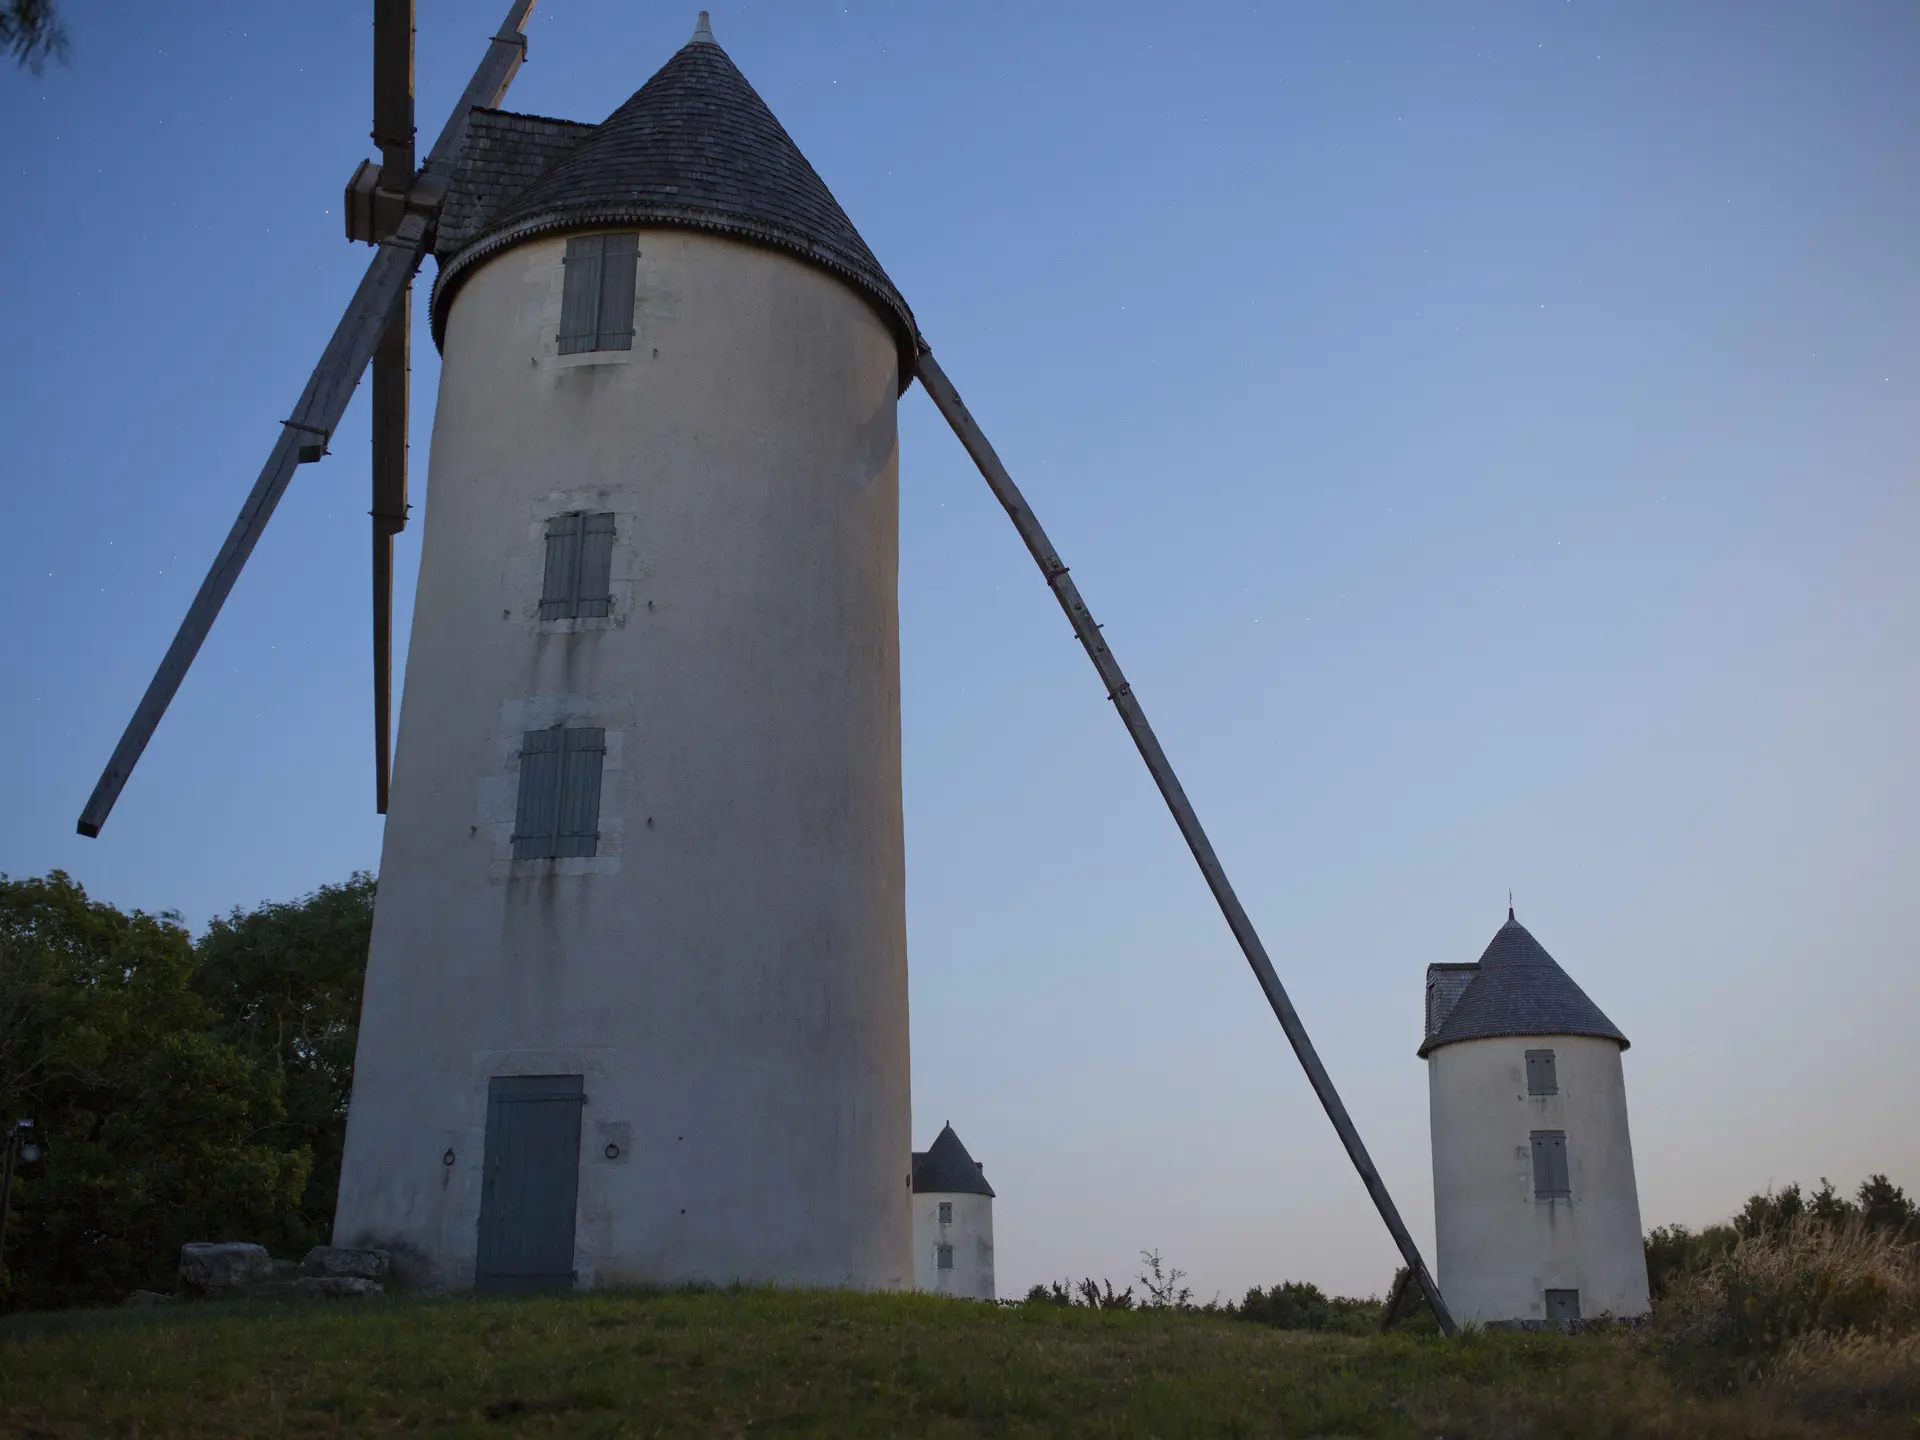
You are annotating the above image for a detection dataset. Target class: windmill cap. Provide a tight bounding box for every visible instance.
[1417,912,1629,1058]
[433,14,920,386]
[911,1123,995,1197]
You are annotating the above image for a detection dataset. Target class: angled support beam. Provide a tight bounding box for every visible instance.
[77,227,427,838]
[914,346,1458,1336]
[1380,1265,1414,1331]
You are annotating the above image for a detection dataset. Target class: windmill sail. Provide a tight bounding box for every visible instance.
[75,1,537,838]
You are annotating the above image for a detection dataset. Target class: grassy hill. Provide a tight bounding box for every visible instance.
[0,1287,1903,1438]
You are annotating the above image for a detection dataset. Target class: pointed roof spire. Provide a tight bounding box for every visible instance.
[1417,912,1629,1057]
[690,11,716,45]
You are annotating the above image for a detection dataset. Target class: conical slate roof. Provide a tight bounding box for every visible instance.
[912,1124,995,1197]
[1417,912,1629,1058]
[433,15,918,381]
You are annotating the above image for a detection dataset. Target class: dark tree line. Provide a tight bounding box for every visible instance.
[0,871,372,1311]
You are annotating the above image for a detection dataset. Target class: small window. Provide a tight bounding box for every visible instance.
[936,1243,954,1271]
[512,726,606,860]
[1525,1049,1558,1096]
[540,512,616,621]
[559,232,638,354]
[1545,1288,1581,1321]
[1530,1130,1571,1199]
[937,1201,953,1225]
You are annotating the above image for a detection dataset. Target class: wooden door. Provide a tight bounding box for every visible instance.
[475,1074,584,1293]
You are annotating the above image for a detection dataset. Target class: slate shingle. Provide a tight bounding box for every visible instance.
[431,25,918,383]
[1424,963,1479,1043]
[913,1124,995,1198]
[1417,913,1629,1058]
[436,108,597,258]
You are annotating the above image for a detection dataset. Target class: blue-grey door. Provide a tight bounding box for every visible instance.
[475,1074,585,1293]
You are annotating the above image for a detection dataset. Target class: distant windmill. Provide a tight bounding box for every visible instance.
[77,4,1456,1330]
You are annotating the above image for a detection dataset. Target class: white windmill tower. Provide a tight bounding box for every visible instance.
[80,3,1467,1327]
[333,11,920,1292]
[1421,910,1652,1325]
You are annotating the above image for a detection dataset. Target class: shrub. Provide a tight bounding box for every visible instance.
[1656,1216,1920,1360]
[1237,1280,1380,1334]
[1645,1222,1737,1303]
[1020,1277,1135,1310]
[1765,1330,1920,1417]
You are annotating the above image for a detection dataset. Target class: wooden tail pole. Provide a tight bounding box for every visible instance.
[914,346,1457,1337]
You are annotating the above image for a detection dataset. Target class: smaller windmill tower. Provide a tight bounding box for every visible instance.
[912,1125,996,1300]
[1421,911,1651,1325]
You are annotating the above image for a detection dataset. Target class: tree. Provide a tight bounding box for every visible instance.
[1733,1183,1806,1240]
[1854,1174,1917,1238]
[3,0,66,73]
[0,873,308,1310]
[194,873,375,1249]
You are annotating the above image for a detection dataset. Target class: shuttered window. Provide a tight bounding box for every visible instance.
[936,1244,954,1271]
[512,727,606,860]
[539,512,615,620]
[1530,1130,1571,1199]
[1525,1049,1558,1096]
[558,233,638,354]
[1545,1288,1582,1321]
[937,1202,952,1224]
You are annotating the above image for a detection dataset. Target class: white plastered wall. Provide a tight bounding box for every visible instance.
[912,1192,995,1301]
[1428,1034,1651,1323]
[332,228,911,1292]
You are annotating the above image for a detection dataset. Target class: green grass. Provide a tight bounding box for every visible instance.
[0,1288,1898,1438]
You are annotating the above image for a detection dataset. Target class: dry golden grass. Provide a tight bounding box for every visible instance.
[1653,1215,1920,1427]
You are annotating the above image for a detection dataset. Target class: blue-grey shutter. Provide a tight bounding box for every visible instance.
[540,512,582,620]
[596,232,638,351]
[576,513,615,618]
[1530,1131,1570,1198]
[555,727,606,858]
[512,729,564,860]
[558,236,603,355]
[1526,1049,1558,1096]
[936,1243,954,1271]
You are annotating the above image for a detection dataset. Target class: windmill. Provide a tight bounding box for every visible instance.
[76,5,1457,1330]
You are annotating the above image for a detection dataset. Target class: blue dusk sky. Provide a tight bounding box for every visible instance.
[1,1,1915,1302]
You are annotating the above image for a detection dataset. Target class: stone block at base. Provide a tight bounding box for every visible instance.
[179,1243,272,1295]
[302,1245,391,1282]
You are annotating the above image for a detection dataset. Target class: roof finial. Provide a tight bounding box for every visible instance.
[691,11,716,44]
[1508,889,1515,922]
